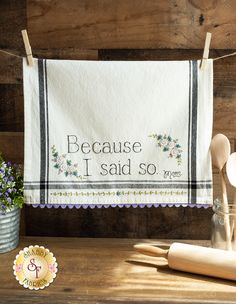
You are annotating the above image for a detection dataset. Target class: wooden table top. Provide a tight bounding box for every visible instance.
[0,237,236,303]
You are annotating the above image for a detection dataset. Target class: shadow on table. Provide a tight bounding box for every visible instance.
[126,259,236,287]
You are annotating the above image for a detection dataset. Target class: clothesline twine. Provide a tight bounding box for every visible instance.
[0,48,236,61]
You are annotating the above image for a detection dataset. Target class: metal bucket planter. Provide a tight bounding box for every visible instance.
[0,207,20,253]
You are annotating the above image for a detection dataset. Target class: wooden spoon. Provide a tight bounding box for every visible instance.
[210,134,231,250]
[226,152,236,242]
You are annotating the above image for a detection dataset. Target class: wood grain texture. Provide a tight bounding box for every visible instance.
[1,237,236,304]
[0,0,26,50]
[24,205,213,239]
[0,132,24,164]
[0,52,22,84]
[0,85,24,131]
[27,0,236,49]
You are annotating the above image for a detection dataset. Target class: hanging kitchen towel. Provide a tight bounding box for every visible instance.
[23,58,213,208]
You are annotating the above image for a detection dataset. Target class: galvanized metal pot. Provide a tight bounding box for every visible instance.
[0,207,20,253]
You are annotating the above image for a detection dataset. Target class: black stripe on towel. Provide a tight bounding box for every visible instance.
[38,59,46,204]
[191,60,198,204]
[45,60,49,204]
[187,61,192,204]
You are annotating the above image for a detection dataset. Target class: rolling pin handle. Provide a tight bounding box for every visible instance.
[134,244,168,259]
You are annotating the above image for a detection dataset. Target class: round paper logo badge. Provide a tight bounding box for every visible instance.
[13,245,58,290]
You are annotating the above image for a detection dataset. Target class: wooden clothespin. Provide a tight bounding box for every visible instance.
[21,29,34,66]
[200,32,212,70]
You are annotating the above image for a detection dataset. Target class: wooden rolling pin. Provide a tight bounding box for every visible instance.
[134,242,236,281]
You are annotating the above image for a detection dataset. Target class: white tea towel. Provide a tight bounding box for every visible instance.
[23,59,213,208]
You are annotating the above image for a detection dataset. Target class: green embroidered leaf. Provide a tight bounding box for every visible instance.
[149,133,183,165]
[67,160,72,166]
[51,145,85,180]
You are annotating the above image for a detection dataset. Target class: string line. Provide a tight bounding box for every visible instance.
[0,49,22,59]
[212,52,236,61]
[0,48,236,61]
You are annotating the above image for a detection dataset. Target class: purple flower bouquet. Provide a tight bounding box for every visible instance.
[0,155,24,214]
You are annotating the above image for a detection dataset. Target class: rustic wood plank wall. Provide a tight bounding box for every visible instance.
[0,0,235,239]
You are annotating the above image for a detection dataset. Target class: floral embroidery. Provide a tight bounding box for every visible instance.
[149,134,183,165]
[51,145,84,179]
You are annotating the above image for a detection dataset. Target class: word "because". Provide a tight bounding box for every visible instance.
[67,135,142,154]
